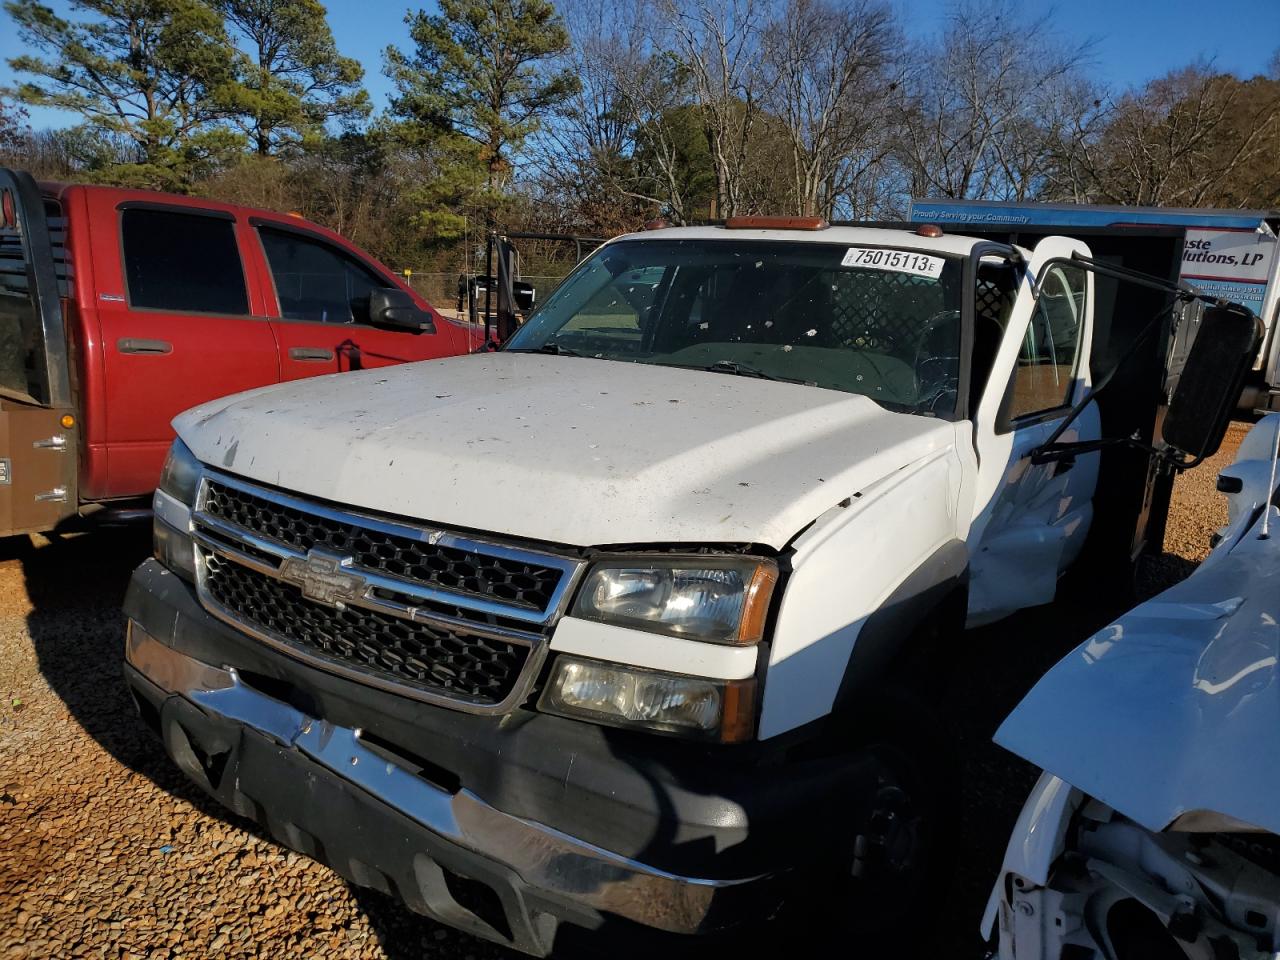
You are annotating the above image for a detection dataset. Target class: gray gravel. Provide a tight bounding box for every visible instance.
[0,423,1249,958]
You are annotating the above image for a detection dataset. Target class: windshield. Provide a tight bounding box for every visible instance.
[505,239,965,416]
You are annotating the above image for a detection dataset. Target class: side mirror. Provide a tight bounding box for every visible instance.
[1163,303,1263,463]
[367,288,436,334]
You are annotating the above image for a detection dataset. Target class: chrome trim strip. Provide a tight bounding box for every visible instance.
[126,627,763,933]
[357,590,539,647]
[192,524,283,579]
[197,468,580,626]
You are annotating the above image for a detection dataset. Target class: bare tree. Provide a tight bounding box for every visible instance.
[659,0,773,218]
[529,0,637,227]
[530,0,705,226]
[1054,66,1280,207]
[898,0,1093,201]
[1015,77,1108,203]
[761,0,902,218]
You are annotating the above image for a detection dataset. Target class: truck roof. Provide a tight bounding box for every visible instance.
[610,223,998,257]
[36,179,358,251]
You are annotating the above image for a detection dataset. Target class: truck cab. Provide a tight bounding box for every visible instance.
[0,168,477,539]
[909,198,1280,413]
[122,217,1256,954]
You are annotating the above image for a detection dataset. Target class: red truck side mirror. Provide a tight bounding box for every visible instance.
[368,288,436,335]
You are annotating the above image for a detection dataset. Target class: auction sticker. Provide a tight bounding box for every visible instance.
[841,247,945,278]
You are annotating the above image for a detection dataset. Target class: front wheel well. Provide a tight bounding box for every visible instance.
[827,562,968,719]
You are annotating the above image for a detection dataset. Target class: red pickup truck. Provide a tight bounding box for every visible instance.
[0,167,477,539]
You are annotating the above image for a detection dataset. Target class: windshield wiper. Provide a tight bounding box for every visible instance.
[507,342,582,357]
[704,359,780,381]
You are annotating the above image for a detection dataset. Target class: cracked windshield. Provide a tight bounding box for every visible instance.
[505,239,965,416]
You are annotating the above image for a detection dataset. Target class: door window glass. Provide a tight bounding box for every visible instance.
[121,209,248,315]
[1008,264,1085,419]
[259,227,390,325]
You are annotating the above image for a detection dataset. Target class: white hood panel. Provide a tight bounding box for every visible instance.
[997,419,1280,836]
[174,353,952,549]
[996,524,1280,836]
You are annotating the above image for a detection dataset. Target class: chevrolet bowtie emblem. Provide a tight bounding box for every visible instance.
[279,549,366,608]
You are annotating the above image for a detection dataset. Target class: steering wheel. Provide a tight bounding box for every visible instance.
[911,309,962,413]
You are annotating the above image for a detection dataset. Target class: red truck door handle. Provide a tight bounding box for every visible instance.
[289,347,335,362]
[117,337,172,355]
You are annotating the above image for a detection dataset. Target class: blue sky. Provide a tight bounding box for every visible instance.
[2,0,1277,130]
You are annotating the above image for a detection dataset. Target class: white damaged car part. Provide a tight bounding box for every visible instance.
[986,413,1280,959]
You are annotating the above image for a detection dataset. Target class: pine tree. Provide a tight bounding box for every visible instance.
[385,0,579,198]
[214,0,370,156]
[4,0,244,189]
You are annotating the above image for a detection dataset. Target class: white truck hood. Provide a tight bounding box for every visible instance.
[995,523,1280,836]
[174,353,953,549]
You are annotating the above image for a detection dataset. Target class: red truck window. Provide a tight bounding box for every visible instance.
[258,225,389,325]
[121,208,249,316]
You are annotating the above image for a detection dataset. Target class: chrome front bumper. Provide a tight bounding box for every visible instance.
[125,621,764,953]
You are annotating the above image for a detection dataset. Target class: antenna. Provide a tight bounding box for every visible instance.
[1260,417,1280,540]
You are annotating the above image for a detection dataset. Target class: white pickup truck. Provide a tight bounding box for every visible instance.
[122,218,1259,953]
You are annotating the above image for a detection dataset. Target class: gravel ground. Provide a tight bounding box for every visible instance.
[0,421,1251,959]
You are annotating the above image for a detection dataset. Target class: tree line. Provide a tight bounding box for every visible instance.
[1,0,1277,274]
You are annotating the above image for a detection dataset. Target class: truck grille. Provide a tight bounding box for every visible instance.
[190,472,582,712]
[203,480,564,613]
[203,553,528,704]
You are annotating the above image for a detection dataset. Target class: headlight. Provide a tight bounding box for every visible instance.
[539,655,757,742]
[153,439,201,582]
[573,557,777,644]
[158,438,201,505]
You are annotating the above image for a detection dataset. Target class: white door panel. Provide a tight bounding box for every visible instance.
[968,403,1100,625]
[968,238,1101,625]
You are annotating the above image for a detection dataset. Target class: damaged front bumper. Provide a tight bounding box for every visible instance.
[987,775,1280,960]
[121,558,865,954]
[124,623,770,952]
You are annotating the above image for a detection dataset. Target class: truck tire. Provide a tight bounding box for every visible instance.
[786,685,962,954]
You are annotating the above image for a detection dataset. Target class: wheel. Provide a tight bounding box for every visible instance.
[784,686,962,955]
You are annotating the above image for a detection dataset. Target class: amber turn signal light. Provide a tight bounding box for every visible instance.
[736,562,779,644]
[725,215,829,231]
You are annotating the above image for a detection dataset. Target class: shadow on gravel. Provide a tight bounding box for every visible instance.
[15,528,517,960]
[15,529,252,822]
[15,526,1204,960]
[347,887,525,960]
